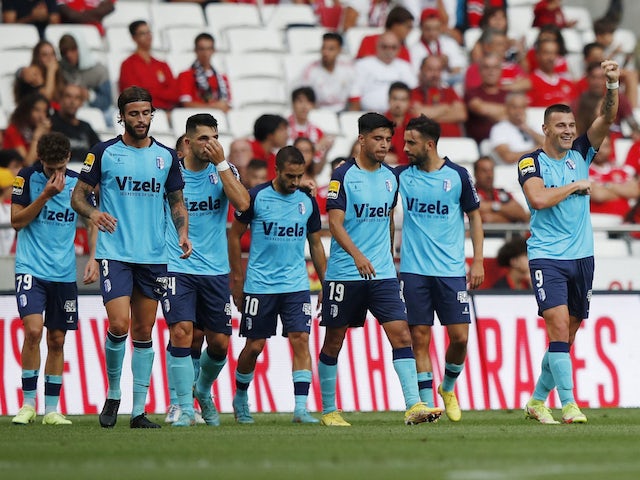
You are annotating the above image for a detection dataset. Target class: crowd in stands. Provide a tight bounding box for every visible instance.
[1,0,640,267]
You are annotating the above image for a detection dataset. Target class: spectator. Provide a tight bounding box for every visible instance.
[349,31,417,112]
[249,114,288,180]
[228,138,253,184]
[15,40,66,108]
[341,0,392,32]
[527,38,576,108]
[3,93,51,166]
[470,6,526,68]
[464,53,508,145]
[243,159,268,190]
[58,33,113,121]
[2,0,60,38]
[356,6,414,63]
[492,236,532,290]
[293,137,320,184]
[572,62,639,143]
[398,0,448,28]
[50,83,101,163]
[385,82,412,166]
[410,55,466,137]
[489,92,544,165]
[56,0,115,36]
[589,136,639,222]
[177,33,231,111]
[287,86,332,169]
[455,0,507,34]
[474,155,530,225]
[593,17,638,107]
[410,8,467,88]
[0,149,25,177]
[119,20,179,110]
[523,25,569,76]
[573,42,606,98]
[532,0,577,29]
[464,29,530,92]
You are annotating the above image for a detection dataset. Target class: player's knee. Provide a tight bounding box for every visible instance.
[46,331,66,351]
[23,324,44,345]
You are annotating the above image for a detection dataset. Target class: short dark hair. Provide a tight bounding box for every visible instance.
[593,18,616,35]
[0,149,24,168]
[37,132,70,164]
[175,134,186,152]
[247,158,268,171]
[129,20,148,37]
[195,32,214,46]
[405,114,441,143]
[275,145,305,171]
[389,81,411,97]
[358,112,395,135]
[292,86,316,104]
[117,86,154,114]
[384,6,414,29]
[535,24,567,56]
[496,236,528,268]
[583,42,604,59]
[253,114,287,142]
[473,155,495,174]
[543,104,573,124]
[322,32,343,46]
[185,113,218,134]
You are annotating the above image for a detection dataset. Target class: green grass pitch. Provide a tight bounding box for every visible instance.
[2,408,640,480]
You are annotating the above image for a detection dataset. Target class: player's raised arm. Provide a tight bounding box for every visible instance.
[587,60,620,149]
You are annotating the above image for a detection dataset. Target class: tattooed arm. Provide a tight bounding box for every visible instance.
[588,60,620,149]
[167,189,192,259]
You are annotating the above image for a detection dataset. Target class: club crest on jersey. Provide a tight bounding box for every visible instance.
[298,202,306,215]
[565,158,576,170]
[209,172,219,184]
[156,156,164,169]
[82,153,96,173]
[443,179,452,192]
[518,157,536,175]
[385,179,392,192]
[12,176,25,196]
[327,180,340,200]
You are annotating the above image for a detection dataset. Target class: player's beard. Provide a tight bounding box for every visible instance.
[124,121,150,140]
[409,154,427,167]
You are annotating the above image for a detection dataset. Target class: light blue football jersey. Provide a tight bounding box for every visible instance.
[324,159,399,281]
[235,182,321,294]
[13,164,84,282]
[518,134,595,260]
[398,159,480,277]
[166,162,231,275]
[79,136,184,264]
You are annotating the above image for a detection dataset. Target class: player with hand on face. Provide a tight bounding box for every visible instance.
[12,132,98,426]
[520,60,620,425]
[71,86,192,429]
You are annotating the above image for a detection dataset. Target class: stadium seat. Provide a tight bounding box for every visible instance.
[612,28,638,55]
[283,53,317,91]
[46,24,105,52]
[148,109,172,136]
[562,6,593,34]
[324,135,354,160]
[286,26,328,54]
[0,76,16,113]
[171,108,230,137]
[224,53,285,82]
[0,24,40,50]
[204,4,263,52]
[561,28,585,54]
[308,109,342,137]
[463,28,482,53]
[103,1,151,29]
[76,106,109,133]
[0,108,7,130]
[164,27,213,55]
[526,107,545,135]
[105,25,164,53]
[231,78,288,109]
[437,137,480,165]
[0,50,32,78]
[593,238,630,257]
[227,106,287,138]
[338,111,365,144]
[225,27,286,53]
[261,4,317,31]
[344,27,384,57]
[507,7,535,40]
[150,3,206,34]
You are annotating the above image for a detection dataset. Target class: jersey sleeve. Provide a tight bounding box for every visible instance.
[11,167,34,207]
[518,151,543,187]
[165,150,185,193]
[79,141,107,187]
[307,195,322,234]
[325,161,351,212]
[458,164,480,213]
[572,134,595,166]
[234,185,259,224]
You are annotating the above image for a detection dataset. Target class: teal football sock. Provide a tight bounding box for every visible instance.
[131,341,154,418]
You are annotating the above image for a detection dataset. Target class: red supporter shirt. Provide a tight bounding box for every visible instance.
[384,111,411,165]
[119,53,179,110]
[464,86,507,144]
[589,163,636,218]
[356,34,411,63]
[2,124,29,151]
[177,68,232,105]
[527,71,575,107]
[56,0,113,35]
[465,61,526,91]
[624,141,640,177]
[533,0,571,28]
[410,86,463,137]
[525,48,568,75]
[249,139,277,179]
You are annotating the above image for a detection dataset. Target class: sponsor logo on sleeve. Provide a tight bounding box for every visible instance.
[81,153,95,173]
[327,180,340,200]
[12,176,25,195]
[518,157,535,175]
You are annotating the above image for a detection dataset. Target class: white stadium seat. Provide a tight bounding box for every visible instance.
[0,24,40,50]
[231,78,288,109]
[224,53,285,82]
[150,3,206,33]
[225,27,286,53]
[205,4,262,52]
[171,108,230,137]
[46,24,105,52]
[261,4,317,31]
[286,26,328,54]
[103,1,151,29]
